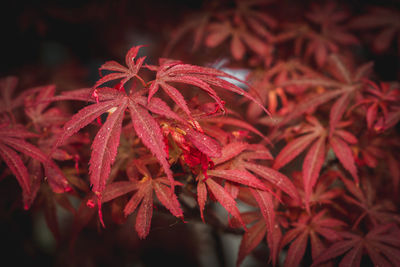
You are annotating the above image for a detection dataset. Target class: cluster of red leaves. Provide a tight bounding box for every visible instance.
[1,1,400,267]
[165,0,277,64]
[164,1,400,266]
[0,77,73,209]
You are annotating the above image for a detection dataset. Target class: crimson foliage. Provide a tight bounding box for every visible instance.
[1,0,399,266]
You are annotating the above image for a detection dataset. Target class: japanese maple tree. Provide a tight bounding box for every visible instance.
[1,0,400,267]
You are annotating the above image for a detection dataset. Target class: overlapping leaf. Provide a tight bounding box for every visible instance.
[24,85,68,131]
[340,176,400,227]
[295,1,358,67]
[278,55,373,127]
[55,45,271,228]
[54,91,176,225]
[206,19,271,61]
[236,212,267,267]
[349,7,400,53]
[0,76,40,114]
[0,123,70,208]
[312,224,400,267]
[282,210,345,267]
[94,45,146,89]
[273,116,325,209]
[123,176,183,239]
[275,115,360,210]
[146,57,270,118]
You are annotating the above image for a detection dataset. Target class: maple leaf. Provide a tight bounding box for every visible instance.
[212,141,249,165]
[281,210,345,267]
[277,23,357,68]
[322,55,376,136]
[236,211,268,267]
[329,120,359,183]
[193,140,299,249]
[122,176,183,239]
[235,188,282,267]
[278,54,373,127]
[248,80,288,118]
[349,7,400,53]
[194,140,291,229]
[81,162,184,239]
[383,107,400,130]
[36,126,89,164]
[55,45,266,226]
[274,114,359,211]
[199,113,269,144]
[54,89,173,226]
[197,176,245,228]
[24,84,69,131]
[3,2,400,266]
[299,2,358,67]
[352,134,400,195]
[163,10,214,56]
[289,170,344,211]
[240,164,300,206]
[233,0,277,40]
[0,123,70,209]
[305,1,351,28]
[94,45,146,90]
[340,176,400,228]
[303,30,356,68]
[245,59,326,125]
[353,80,400,132]
[353,136,385,168]
[146,58,270,119]
[205,19,270,61]
[312,224,400,267]
[210,140,300,204]
[164,0,276,64]
[198,0,276,62]
[0,76,38,115]
[248,59,320,94]
[273,116,326,210]
[249,188,280,266]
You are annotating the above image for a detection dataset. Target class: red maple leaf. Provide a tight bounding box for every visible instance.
[299,1,358,67]
[54,45,269,227]
[277,54,373,128]
[93,45,146,90]
[354,80,400,132]
[24,84,69,131]
[206,19,271,61]
[340,176,400,228]
[349,7,400,53]
[312,224,400,267]
[274,116,359,211]
[163,10,214,56]
[234,187,282,267]
[282,210,345,267]
[54,88,173,226]
[122,175,183,239]
[194,138,300,248]
[0,123,70,209]
[146,57,269,118]
[0,76,39,115]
